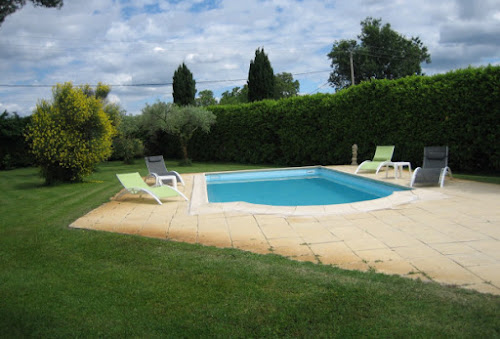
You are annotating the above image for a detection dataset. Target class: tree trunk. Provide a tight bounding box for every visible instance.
[181,141,188,162]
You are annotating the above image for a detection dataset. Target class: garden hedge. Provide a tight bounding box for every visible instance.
[190,66,500,173]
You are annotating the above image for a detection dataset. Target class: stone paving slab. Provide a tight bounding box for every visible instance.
[70,166,500,295]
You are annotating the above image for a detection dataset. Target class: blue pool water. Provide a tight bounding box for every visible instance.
[206,167,409,206]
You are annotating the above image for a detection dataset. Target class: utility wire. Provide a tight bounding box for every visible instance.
[0,70,331,88]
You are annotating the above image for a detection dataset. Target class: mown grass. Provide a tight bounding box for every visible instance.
[1,161,499,337]
[454,173,500,185]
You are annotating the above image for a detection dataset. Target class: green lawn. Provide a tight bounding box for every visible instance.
[1,161,499,337]
[454,173,500,185]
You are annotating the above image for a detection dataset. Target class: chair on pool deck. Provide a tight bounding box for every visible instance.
[116,172,188,205]
[410,146,452,188]
[355,145,395,175]
[145,155,185,187]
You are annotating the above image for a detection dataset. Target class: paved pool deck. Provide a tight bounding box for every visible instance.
[70,166,500,295]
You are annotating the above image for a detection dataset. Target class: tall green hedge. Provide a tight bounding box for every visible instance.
[190,66,500,173]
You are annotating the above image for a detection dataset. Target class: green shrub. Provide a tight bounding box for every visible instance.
[25,82,116,183]
[112,136,144,164]
[0,111,32,169]
[190,66,500,173]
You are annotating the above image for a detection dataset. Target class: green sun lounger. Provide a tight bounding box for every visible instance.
[355,145,395,174]
[116,172,188,205]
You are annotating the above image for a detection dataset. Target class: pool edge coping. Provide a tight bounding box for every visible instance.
[188,166,448,216]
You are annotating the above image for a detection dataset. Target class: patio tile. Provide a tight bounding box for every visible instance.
[290,222,339,244]
[466,240,500,260]
[328,226,369,240]
[466,264,500,288]
[309,241,361,266]
[371,259,417,276]
[254,215,287,226]
[268,237,315,259]
[355,247,405,262]
[167,215,198,243]
[430,242,478,255]
[447,252,497,267]
[138,223,168,239]
[317,216,356,229]
[344,212,375,220]
[198,217,232,248]
[409,257,484,286]
[392,244,442,259]
[344,237,388,251]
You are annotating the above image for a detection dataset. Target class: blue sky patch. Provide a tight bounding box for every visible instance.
[189,0,221,13]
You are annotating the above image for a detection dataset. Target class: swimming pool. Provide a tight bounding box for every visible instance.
[206,167,409,206]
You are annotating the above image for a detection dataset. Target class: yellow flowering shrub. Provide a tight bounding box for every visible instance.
[25,82,116,183]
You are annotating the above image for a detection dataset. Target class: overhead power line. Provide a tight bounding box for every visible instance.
[0,70,331,88]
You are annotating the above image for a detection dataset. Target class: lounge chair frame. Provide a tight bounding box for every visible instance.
[116,172,188,205]
[410,146,452,188]
[355,145,395,174]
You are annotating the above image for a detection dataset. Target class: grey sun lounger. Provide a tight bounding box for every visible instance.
[410,146,452,187]
[145,155,185,187]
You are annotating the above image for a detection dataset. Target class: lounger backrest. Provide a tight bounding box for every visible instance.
[423,146,448,169]
[145,155,168,176]
[373,146,395,161]
[117,172,149,190]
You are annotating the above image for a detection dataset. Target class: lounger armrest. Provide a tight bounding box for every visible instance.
[410,167,421,187]
[439,167,452,187]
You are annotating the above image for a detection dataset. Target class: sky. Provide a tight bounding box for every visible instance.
[0,0,499,116]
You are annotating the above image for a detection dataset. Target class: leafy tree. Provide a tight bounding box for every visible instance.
[111,112,144,164]
[327,17,431,89]
[247,48,275,102]
[142,102,215,165]
[25,82,116,183]
[274,72,300,99]
[139,101,177,157]
[196,89,217,106]
[219,86,248,105]
[140,101,173,136]
[173,63,196,106]
[164,105,216,165]
[0,0,63,26]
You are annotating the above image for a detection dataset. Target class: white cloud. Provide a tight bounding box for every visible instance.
[0,0,498,116]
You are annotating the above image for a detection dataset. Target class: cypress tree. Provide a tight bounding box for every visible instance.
[173,63,196,106]
[247,48,275,102]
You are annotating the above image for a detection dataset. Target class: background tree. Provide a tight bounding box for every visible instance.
[274,72,300,99]
[172,63,196,106]
[25,82,115,183]
[219,86,248,105]
[141,102,216,165]
[196,89,217,106]
[0,111,31,169]
[111,112,144,164]
[247,48,275,102]
[0,0,63,26]
[164,105,216,166]
[327,17,431,89]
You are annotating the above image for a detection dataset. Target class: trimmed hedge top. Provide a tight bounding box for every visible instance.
[190,66,500,173]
